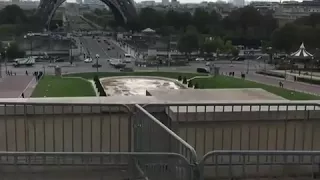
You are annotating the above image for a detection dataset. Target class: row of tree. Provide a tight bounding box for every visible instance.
[0,42,25,60]
[271,20,320,53]
[85,5,320,53]
[136,6,277,39]
[0,5,42,37]
[177,26,239,56]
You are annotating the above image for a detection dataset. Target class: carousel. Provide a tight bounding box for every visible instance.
[290,43,313,61]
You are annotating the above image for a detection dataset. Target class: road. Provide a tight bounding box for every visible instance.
[3,35,319,96]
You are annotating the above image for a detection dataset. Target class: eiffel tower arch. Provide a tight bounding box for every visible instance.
[35,0,137,28]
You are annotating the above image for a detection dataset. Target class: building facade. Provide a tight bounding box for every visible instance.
[274,0,320,26]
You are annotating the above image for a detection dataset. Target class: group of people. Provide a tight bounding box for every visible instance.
[6,70,16,76]
[21,70,44,98]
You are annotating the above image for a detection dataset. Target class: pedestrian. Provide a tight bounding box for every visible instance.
[21,93,24,98]
[14,72,16,76]
[25,70,28,76]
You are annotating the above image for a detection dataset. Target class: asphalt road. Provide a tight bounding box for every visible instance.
[3,36,319,96]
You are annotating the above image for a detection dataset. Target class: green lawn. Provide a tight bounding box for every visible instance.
[32,72,320,100]
[31,76,96,97]
[192,76,320,100]
[65,72,205,80]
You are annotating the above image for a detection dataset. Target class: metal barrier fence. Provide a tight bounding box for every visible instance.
[199,150,320,180]
[134,104,198,165]
[0,102,133,152]
[143,102,320,157]
[3,101,320,179]
[0,152,193,180]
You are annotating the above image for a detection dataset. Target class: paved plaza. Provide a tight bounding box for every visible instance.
[0,76,35,98]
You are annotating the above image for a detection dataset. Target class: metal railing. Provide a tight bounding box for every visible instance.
[2,101,320,180]
[143,102,320,157]
[134,104,198,164]
[0,152,193,180]
[0,102,133,152]
[199,150,320,180]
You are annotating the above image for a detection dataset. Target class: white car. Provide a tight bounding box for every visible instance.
[84,58,93,63]
[195,57,205,61]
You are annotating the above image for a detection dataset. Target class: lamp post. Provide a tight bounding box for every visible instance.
[266,47,272,72]
[0,52,2,78]
[95,54,100,73]
[24,35,33,57]
[311,48,318,81]
[4,44,9,74]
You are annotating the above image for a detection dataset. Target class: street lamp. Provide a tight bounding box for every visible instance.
[95,54,100,73]
[311,48,319,81]
[4,43,9,74]
[24,35,33,56]
[266,47,272,72]
[0,52,2,78]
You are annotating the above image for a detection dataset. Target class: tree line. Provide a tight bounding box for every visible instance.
[272,13,320,53]
[0,5,41,37]
[105,6,319,53]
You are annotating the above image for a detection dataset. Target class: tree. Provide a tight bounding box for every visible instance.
[177,28,199,56]
[202,37,224,55]
[5,43,25,60]
[223,40,234,55]
[231,48,240,57]
[139,7,164,29]
[271,23,300,53]
[0,5,28,24]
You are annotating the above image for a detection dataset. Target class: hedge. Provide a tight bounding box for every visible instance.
[93,75,107,96]
[297,77,320,85]
[256,71,285,78]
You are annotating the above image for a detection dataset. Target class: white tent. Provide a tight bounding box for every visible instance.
[290,43,313,58]
[141,28,155,33]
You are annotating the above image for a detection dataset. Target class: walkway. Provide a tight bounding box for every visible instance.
[0,75,35,98]
[246,73,320,96]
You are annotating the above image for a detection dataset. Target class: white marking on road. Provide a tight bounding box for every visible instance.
[93,39,110,58]
[19,77,36,98]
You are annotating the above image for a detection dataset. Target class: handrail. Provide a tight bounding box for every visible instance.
[200,150,320,163]
[135,104,198,163]
[0,151,189,162]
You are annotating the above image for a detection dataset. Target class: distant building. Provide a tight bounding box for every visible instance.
[250,1,279,14]
[274,0,320,26]
[0,0,39,9]
[12,0,20,4]
[83,0,104,5]
[232,0,245,7]
[162,0,169,6]
[140,1,156,7]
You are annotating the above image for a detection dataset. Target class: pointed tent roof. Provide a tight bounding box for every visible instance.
[142,28,155,33]
[290,43,313,58]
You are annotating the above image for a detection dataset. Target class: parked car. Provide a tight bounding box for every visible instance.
[120,67,134,72]
[197,67,210,73]
[236,57,245,61]
[84,58,93,63]
[92,63,102,68]
[114,63,126,69]
[195,57,205,61]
